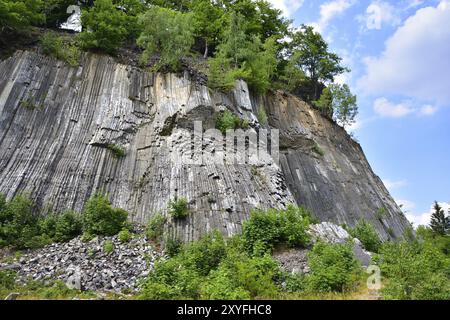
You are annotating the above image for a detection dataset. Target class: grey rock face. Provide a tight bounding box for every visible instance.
[0,51,410,241]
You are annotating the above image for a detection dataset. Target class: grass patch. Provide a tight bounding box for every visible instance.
[40,33,81,67]
[107,144,126,158]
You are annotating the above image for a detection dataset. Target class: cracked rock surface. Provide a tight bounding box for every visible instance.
[0,51,410,241]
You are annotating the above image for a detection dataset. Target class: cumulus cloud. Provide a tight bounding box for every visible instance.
[396,199,416,212]
[363,1,401,30]
[359,1,450,105]
[373,98,415,117]
[406,202,450,227]
[268,0,304,17]
[310,0,356,33]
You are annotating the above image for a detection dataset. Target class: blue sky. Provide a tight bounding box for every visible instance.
[268,0,450,226]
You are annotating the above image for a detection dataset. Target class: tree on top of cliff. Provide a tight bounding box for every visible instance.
[430,202,450,235]
[78,0,129,54]
[137,6,195,71]
[289,25,349,100]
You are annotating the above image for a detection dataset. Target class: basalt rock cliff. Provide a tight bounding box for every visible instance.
[0,51,410,241]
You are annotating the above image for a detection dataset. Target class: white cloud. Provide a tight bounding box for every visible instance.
[364,1,401,30]
[268,0,304,17]
[310,0,356,33]
[396,199,416,212]
[373,98,415,117]
[419,105,438,116]
[406,201,450,227]
[359,1,450,105]
[383,178,408,190]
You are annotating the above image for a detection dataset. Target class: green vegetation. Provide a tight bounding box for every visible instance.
[215,110,249,135]
[0,271,96,300]
[430,201,450,235]
[243,205,312,256]
[40,33,81,67]
[257,107,268,126]
[314,83,357,127]
[312,143,325,157]
[107,144,126,158]
[139,206,364,300]
[103,240,114,253]
[164,236,182,257]
[81,194,128,237]
[0,0,45,31]
[0,193,129,249]
[146,214,166,241]
[168,197,189,219]
[306,242,361,293]
[78,0,129,54]
[137,6,194,71]
[377,239,450,300]
[118,228,132,243]
[348,220,382,253]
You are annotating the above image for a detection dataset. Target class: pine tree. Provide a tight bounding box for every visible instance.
[429,201,450,235]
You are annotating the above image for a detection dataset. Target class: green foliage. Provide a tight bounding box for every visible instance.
[307,242,361,293]
[289,25,349,100]
[107,144,126,158]
[0,0,45,31]
[78,0,129,54]
[146,214,166,241]
[165,236,182,257]
[139,231,279,300]
[242,205,312,256]
[207,13,277,94]
[416,226,450,255]
[103,240,114,253]
[0,194,41,249]
[168,197,189,219]
[118,228,132,243]
[314,83,357,126]
[430,201,450,235]
[137,6,194,71]
[81,194,128,236]
[378,240,450,300]
[215,110,250,134]
[39,211,82,243]
[348,220,382,253]
[0,270,16,290]
[40,33,81,67]
[257,107,268,126]
[278,272,307,293]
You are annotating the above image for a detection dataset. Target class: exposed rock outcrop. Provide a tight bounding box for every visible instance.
[0,51,410,241]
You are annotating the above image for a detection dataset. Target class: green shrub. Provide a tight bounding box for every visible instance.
[242,205,311,256]
[118,228,132,243]
[278,272,307,293]
[107,144,126,158]
[139,256,202,300]
[82,194,128,236]
[0,270,16,290]
[165,237,182,257]
[257,108,268,126]
[146,214,166,241]
[215,110,249,135]
[312,143,325,157]
[348,220,382,253]
[168,197,189,219]
[378,240,450,300]
[103,240,114,254]
[0,194,41,249]
[40,33,81,67]
[40,211,82,243]
[307,242,361,293]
